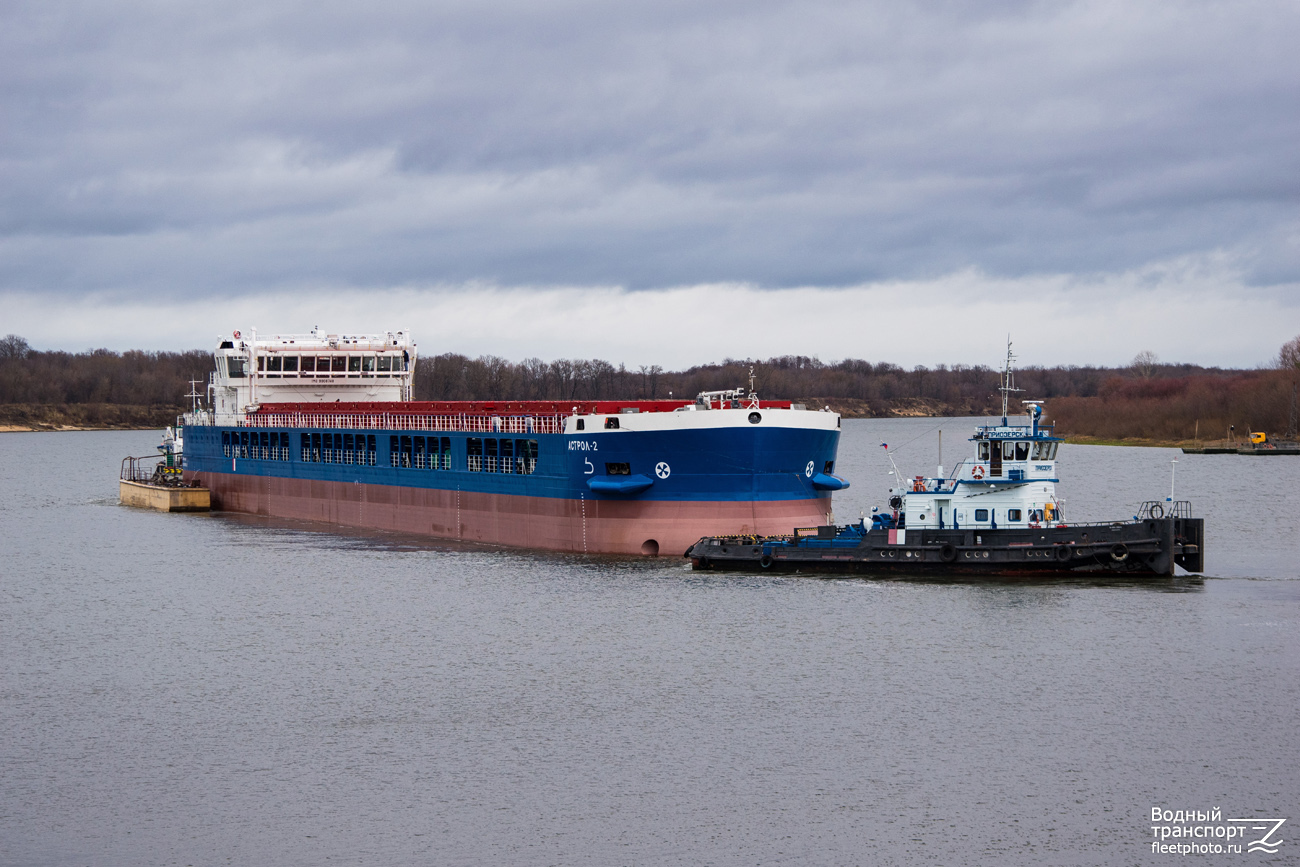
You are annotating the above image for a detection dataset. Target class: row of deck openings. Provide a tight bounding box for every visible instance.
[219,430,538,474]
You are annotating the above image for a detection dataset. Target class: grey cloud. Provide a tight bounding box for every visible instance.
[2,0,1298,298]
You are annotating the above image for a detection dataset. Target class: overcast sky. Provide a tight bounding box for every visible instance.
[2,0,1297,369]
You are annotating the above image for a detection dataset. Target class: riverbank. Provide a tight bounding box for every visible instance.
[0,404,184,432]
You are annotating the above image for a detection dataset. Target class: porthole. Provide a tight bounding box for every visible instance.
[748,412,762,424]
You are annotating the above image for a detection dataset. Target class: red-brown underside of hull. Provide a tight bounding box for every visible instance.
[186,470,833,556]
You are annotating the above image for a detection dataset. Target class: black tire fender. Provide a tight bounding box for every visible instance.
[1055,545,1072,562]
[939,543,957,563]
[759,555,773,569]
[1110,543,1129,562]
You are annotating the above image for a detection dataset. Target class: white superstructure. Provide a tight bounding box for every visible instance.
[880,341,1064,533]
[205,327,416,425]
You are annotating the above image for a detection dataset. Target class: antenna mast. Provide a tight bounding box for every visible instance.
[999,335,1023,425]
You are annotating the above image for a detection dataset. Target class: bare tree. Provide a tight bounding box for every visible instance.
[1277,335,1300,370]
[1131,350,1159,378]
[0,334,30,359]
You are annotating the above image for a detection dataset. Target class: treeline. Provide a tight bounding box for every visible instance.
[1050,370,1298,442]
[0,336,211,405]
[3,332,1298,442]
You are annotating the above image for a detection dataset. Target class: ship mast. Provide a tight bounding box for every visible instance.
[998,336,1022,426]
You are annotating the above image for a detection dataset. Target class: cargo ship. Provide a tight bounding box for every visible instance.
[179,328,847,555]
[686,344,1205,577]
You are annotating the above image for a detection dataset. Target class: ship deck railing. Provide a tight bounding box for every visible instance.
[196,411,571,434]
[120,454,186,486]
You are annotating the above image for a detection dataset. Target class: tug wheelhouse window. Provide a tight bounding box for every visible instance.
[1014,441,1029,461]
[978,441,990,461]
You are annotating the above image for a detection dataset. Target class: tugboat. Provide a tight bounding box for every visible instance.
[685,343,1205,578]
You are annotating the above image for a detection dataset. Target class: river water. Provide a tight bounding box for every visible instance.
[2,421,1297,866]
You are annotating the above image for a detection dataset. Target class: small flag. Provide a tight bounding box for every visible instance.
[880,442,888,449]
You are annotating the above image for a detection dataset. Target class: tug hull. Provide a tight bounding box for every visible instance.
[687,516,1205,578]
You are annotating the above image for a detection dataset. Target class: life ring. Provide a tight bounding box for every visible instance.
[1110,543,1129,562]
[940,543,957,563]
[759,555,773,569]
[1055,545,1072,562]
[912,477,925,492]
[972,465,985,480]
[1149,503,1164,519]
[233,330,241,339]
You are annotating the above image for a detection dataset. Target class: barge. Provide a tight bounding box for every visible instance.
[179,328,847,555]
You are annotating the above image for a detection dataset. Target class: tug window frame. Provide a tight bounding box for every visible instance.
[1014,441,1029,461]
[975,508,989,522]
[978,441,990,461]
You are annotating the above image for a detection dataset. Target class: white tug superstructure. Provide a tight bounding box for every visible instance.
[882,342,1064,534]
[204,327,416,425]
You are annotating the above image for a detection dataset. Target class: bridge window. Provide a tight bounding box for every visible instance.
[361,356,375,374]
[301,356,316,373]
[226,357,247,378]
[347,356,361,373]
[331,356,346,373]
[283,356,299,373]
[377,356,392,372]
[267,356,282,373]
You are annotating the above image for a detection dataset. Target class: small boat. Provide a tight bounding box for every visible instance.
[685,343,1205,578]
